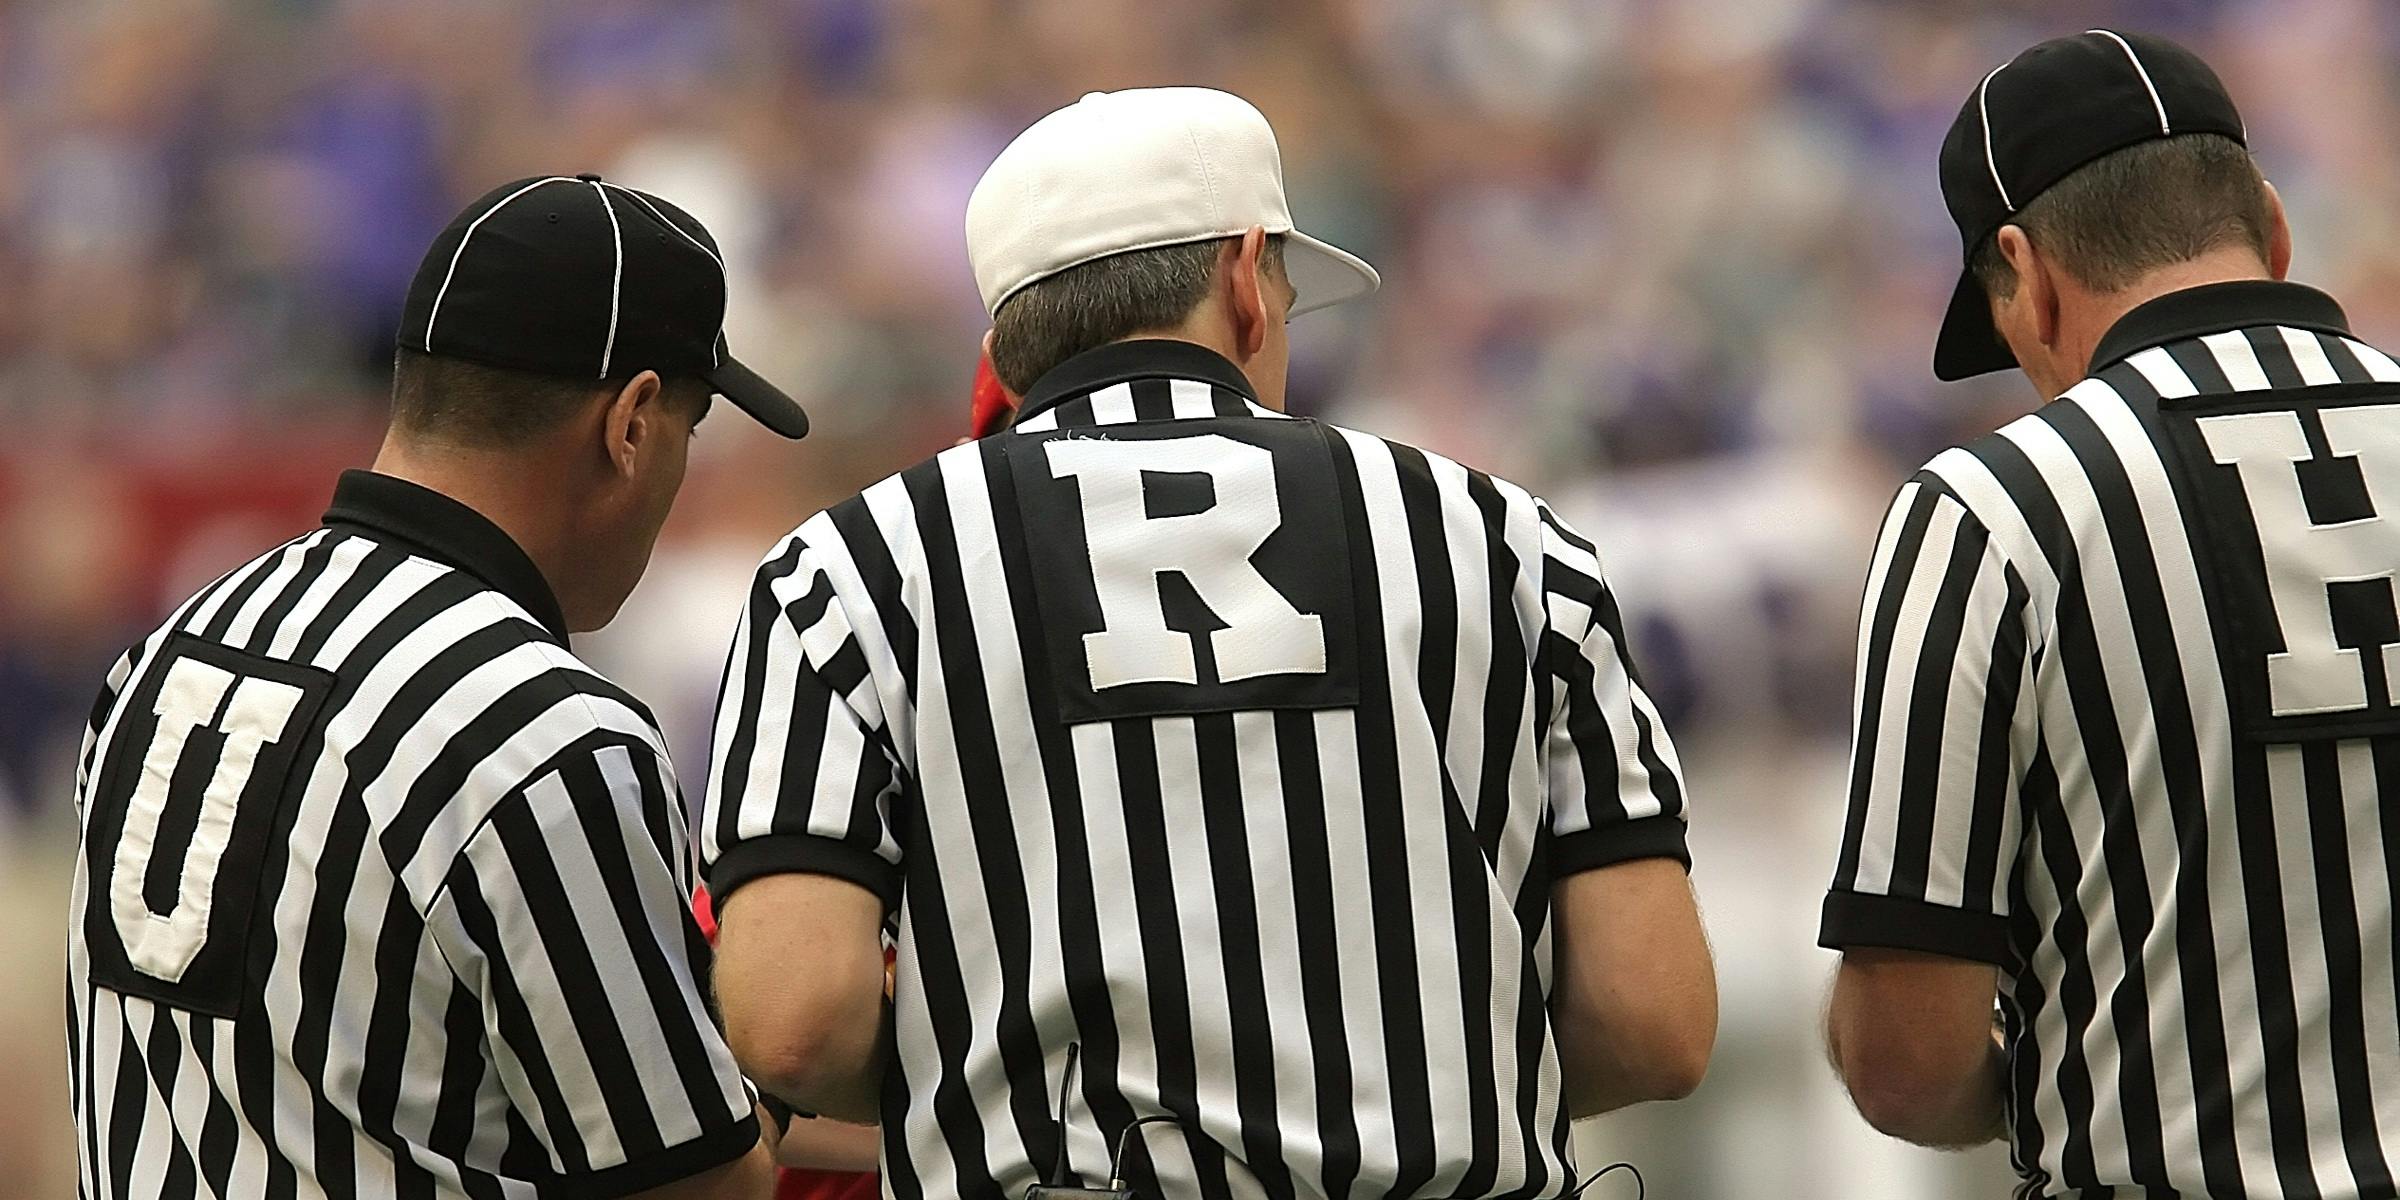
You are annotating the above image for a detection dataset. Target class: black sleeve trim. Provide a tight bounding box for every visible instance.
[709,834,902,913]
[565,1113,759,1199]
[1818,890,2012,966]
[1552,814,1690,876]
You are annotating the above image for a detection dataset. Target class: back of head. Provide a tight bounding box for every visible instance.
[986,236,1286,396]
[1968,132,2272,301]
[388,346,674,451]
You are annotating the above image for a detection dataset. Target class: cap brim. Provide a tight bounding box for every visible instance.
[704,353,809,439]
[1933,268,2017,381]
[1282,229,1380,318]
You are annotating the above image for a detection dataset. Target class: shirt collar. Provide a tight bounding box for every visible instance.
[322,469,570,641]
[1013,339,1262,427]
[2090,280,2352,375]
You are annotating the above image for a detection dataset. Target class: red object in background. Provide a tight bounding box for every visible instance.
[692,885,881,1200]
[970,350,1014,438]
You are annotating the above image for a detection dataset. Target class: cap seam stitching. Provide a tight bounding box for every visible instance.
[2088,29,2172,135]
[422,177,572,353]
[590,181,624,378]
[1976,63,2015,211]
[600,181,728,367]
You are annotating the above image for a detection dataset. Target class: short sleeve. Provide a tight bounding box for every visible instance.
[1819,478,2037,967]
[426,738,759,1197]
[1537,503,1693,875]
[702,535,907,910]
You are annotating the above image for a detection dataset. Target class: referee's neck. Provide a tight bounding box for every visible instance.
[367,435,591,626]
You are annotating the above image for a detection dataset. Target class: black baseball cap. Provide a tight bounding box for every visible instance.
[398,174,808,438]
[1934,30,2247,381]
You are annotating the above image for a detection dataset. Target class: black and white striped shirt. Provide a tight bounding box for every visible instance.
[703,339,1690,1200]
[1822,281,2400,1198]
[67,470,757,1199]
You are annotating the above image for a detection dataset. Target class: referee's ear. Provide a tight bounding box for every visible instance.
[1994,224,2062,353]
[601,369,668,478]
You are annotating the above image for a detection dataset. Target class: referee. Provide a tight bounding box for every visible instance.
[67,175,808,1198]
[1822,31,2400,1198]
[702,87,1715,1200]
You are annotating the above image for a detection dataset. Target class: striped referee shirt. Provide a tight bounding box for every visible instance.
[67,470,757,1199]
[703,339,1691,1200]
[1822,281,2400,1198]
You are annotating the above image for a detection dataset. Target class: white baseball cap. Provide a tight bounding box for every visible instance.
[965,87,1380,319]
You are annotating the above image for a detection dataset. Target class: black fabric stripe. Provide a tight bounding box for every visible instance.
[2323,333,2377,384]
[1975,430,2162,1184]
[2299,743,2395,1192]
[567,749,737,1133]
[826,497,922,703]
[2164,338,2235,395]
[184,1016,240,1197]
[1192,712,1296,1199]
[899,459,1056,1191]
[441,856,592,1172]
[1111,720,1232,1199]
[289,538,409,663]
[378,659,617,856]
[1958,565,2031,912]
[892,826,999,1194]
[1129,375,1176,422]
[428,977,491,1190]
[137,1006,200,1199]
[715,538,808,862]
[1465,472,1532,859]
[2242,325,2308,390]
[2227,738,2325,1198]
[238,533,340,656]
[1834,483,1941,889]
[194,535,307,645]
[1881,509,1988,900]
[1269,710,1362,1198]
[1321,434,1436,1197]
[2017,733,2104,1185]
[976,435,1138,1185]
[2047,392,2245,1189]
[105,1008,146,1200]
[355,886,441,1196]
[487,794,670,1162]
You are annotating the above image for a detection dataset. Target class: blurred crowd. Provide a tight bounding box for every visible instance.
[6,0,2400,1194]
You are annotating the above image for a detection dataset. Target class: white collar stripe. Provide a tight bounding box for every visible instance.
[423,176,572,353]
[590,181,624,378]
[2089,29,2171,135]
[1977,64,2015,211]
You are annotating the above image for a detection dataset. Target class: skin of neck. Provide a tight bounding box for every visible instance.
[2018,245,2279,399]
[1993,183,2295,400]
[369,424,609,628]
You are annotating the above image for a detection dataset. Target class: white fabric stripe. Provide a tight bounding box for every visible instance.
[2265,744,2351,1195]
[159,1010,223,1200]
[1014,408,1060,433]
[2089,30,2171,134]
[2281,326,2342,385]
[590,181,624,378]
[264,535,373,661]
[794,510,919,761]
[1168,376,1218,420]
[1228,709,1324,1183]
[1978,63,2016,210]
[2126,346,2199,398]
[1850,495,1963,896]
[424,177,571,352]
[1342,429,1477,1188]
[2343,336,2400,382]
[218,534,318,649]
[1153,716,1248,1195]
[1918,545,2011,911]
[2201,330,2272,390]
[1312,706,1402,1187]
[1086,381,1137,426]
[2337,738,2400,1135]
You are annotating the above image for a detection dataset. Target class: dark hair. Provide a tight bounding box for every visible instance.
[1969,133,2272,299]
[389,347,704,446]
[987,234,1285,395]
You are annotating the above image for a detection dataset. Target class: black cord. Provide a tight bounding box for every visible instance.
[1566,1161,1644,1200]
[1048,1043,1082,1187]
[1106,1115,1188,1190]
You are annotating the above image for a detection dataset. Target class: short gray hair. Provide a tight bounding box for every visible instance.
[1970,133,2272,299]
[988,235,1284,395]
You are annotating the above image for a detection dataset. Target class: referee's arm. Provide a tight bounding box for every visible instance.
[424,737,776,1199]
[703,534,902,1125]
[1535,504,1717,1116]
[1819,478,2032,1147]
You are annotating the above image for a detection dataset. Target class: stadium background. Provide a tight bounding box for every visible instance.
[1,0,2393,1194]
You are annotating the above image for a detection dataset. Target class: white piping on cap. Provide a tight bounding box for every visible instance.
[590,180,623,378]
[2088,29,2171,135]
[1977,63,2015,211]
[423,176,573,353]
[601,181,727,367]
